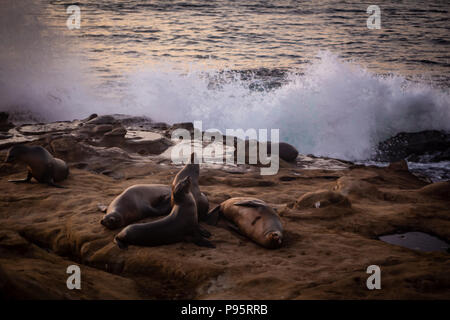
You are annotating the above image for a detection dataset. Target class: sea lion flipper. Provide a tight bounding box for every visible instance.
[8,178,31,183]
[114,235,128,250]
[234,200,266,208]
[226,221,243,235]
[204,205,221,226]
[198,226,212,238]
[192,236,215,248]
[47,180,66,188]
[8,171,32,183]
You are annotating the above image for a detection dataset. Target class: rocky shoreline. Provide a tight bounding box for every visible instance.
[0,113,449,299]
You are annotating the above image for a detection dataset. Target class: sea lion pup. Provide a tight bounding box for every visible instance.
[100,184,172,230]
[171,152,209,221]
[4,145,69,188]
[114,176,215,249]
[206,197,283,249]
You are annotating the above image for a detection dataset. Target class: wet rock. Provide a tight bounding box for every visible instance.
[152,122,170,130]
[123,131,173,155]
[295,190,351,209]
[387,160,409,172]
[86,115,118,125]
[17,121,79,135]
[92,124,113,136]
[0,133,12,140]
[105,126,127,138]
[112,115,155,130]
[99,127,127,147]
[0,112,14,132]
[167,122,195,136]
[375,130,450,163]
[83,113,98,122]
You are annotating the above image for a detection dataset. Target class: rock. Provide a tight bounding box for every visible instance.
[334,176,382,200]
[123,131,173,155]
[167,122,194,136]
[99,127,127,147]
[419,181,450,199]
[17,122,79,135]
[387,160,409,172]
[0,112,9,123]
[84,113,98,122]
[49,136,96,162]
[86,115,118,125]
[92,124,114,135]
[152,122,170,130]
[0,133,12,140]
[295,190,351,209]
[0,112,14,132]
[105,126,127,138]
[375,130,450,163]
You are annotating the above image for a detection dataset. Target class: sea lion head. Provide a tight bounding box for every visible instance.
[173,176,191,202]
[265,230,283,249]
[5,145,27,163]
[101,212,123,230]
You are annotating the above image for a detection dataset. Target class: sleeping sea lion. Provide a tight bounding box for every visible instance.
[206,197,283,249]
[100,184,172,230]
[114,176,214,249]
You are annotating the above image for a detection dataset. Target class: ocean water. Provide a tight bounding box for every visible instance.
[0,0,449,163]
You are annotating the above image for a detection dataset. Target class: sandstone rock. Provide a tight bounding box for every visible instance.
[104,126,127,137]
[295,190,351,209]
[387,160,409,172]
[334,176,382,200]
[49,136,96,162]
[167,122,195,136]
[93,124,114,135]
[86,115,118,125]
[419,181,450,200]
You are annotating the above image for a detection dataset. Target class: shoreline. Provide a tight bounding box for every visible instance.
[0,113,449,299]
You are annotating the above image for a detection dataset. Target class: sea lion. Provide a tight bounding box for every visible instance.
[171,153,209,220]
[4,145,69,188]
[114,176,214,249]
[206,197,283,249]
[100,184,172,230]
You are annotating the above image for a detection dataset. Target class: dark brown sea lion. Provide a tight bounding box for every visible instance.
[171,153,209,220]
[206,197,283,249]
[4,145,69,188]
[114,176,214,249]
[100,184,172,230]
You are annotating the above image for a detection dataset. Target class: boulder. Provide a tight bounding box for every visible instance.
[375,130,450,163]
[86,115,118,125]
[0,112,14,132]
